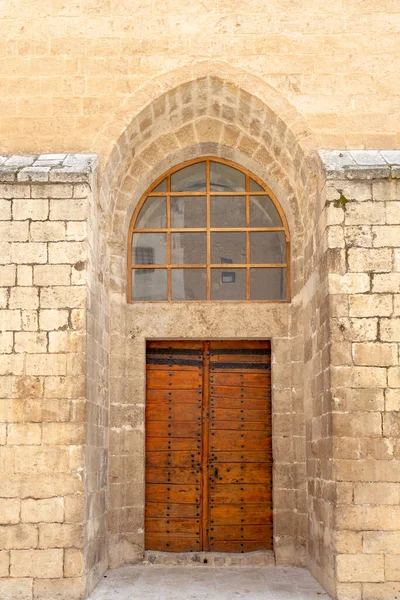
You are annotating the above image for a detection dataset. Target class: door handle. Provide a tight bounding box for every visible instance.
[214,467,219,480]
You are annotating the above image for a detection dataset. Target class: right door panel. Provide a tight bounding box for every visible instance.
[208,341,273,552]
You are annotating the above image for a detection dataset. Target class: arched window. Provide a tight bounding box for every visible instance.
[128,158,290,302]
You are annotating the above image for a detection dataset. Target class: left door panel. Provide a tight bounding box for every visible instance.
[145,341,203,551]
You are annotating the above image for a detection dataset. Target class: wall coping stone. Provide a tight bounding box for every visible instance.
[318,149,400,180]
[0,153,98,183]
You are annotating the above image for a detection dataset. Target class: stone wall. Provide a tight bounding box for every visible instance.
[319,150,400,600]
[0,154,102,600]
[1,147,400,600]
[0,2,399,154]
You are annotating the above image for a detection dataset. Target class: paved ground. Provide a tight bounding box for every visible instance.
[89,565,331,599]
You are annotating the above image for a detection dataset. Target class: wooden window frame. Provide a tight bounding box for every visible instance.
[128,157,290,302]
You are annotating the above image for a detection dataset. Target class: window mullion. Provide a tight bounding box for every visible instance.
[167,174,171,301]
[206,159,211,300]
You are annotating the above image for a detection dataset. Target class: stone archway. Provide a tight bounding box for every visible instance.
[94,68,330,595]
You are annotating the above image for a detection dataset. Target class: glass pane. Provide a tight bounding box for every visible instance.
[250,178,264,192]
[171,162,206,192]
[210,196,246,228]
[171,269,207,300]
[250,195,282,227]
[250,232,286,264]
[250,268,286,300]
[135,197,166,229]
[131,269,167,301]
[132,233,167,265]
[210,162,245,192]
[171,233,206,264]
[211,232,246,264]
[151,179,167,193]
[210,268,246,301]
[171,196,206,228]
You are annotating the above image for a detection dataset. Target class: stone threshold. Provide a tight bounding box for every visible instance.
[143,550,275,566]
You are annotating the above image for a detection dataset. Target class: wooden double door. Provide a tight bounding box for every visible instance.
[145,340,273,553]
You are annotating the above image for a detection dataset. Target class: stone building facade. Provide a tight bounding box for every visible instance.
[0,2,400,600]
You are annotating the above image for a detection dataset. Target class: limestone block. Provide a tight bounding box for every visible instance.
[336,505,400,529]
[0,332,13,354]
[344,225,373,248]
[372,225,400,247]
[10,549,63,578]
[0,550,9,576]
[373,274,400,293]
[3,474,82,500]
[48,242,86,265]
[11,243,47,265]
[328,273,370,294]
[34,265,70,286]
[21,311,38,331]
[14,332,47,354]
[30,222,65,242]
[381,319,400,342]
[0,524,38,549]
[382,413,400,436]
[14,375,44,399]
[354,482,400,505]
[386,202,400,224]
[336,583,362,600]
[332,413,382,437]
[66,222,87,241]
[39,309,69,331]
[336,554,384,582]
[348,248,392,272]
[0,498,20,525]
[21,498,64,524]
[388,367,400,387]
[0,184,30,199]
[385,389,400,411]
[40,287,86,309]
[363,531,400,554]
[0,265,16,286]
[0,355,24,375]
[17,266,33,287]
[326,225,345,248]
[42,423,85,445]
[331,366,386,388]
[33,577,84,600]
[44,376,85,399]
[13,447,69,474]
[345,202,386,225]
[352,342,398,366]
[349,294,392,317]
[50,199,87,221]
[25,354,66,376]
[0,200,11,221]
[335,460,400,483]
[48,331,85,354]
[0,579,32,600]
[64,548,84,577]
[13,199,48,221]
[363,583,400,600]
[0,310,21,331]
[0,222,29,242]
[9,288,39,310]
[333,531,362,553]
[64,495,84,524]
[31,184,72,199]
[38,524,83,549]
[7,424,41,445]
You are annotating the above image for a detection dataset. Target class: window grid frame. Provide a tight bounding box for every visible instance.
[128,157,290,303]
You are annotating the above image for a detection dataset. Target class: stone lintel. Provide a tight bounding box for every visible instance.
[318,149,400,180]
[0,153,98,183]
